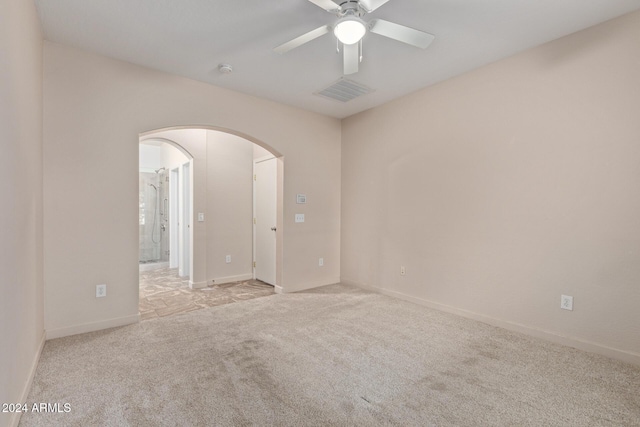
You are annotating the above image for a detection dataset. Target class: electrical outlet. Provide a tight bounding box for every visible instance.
[561,295,573,311]
[225,255,231,263]
[400,266,406,276]
[319,258,324,267]
[96,284,106,298]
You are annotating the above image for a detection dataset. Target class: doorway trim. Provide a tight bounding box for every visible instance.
[169,167,179,269]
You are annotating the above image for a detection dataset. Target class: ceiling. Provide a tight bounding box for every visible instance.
[35,0,640,119]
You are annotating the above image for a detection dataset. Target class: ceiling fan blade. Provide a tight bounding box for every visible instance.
[359,0,391,13]
[307,0,341,13]
[274,25,331,54]
[343,43,359,75]
[369,19,435,49]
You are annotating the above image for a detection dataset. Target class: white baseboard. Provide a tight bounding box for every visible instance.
[9,332,46,427]
[45,313,140,340]
[282,277,341,293]
[9,331,46,427]
[212,273,254,285]
[273,285,283,294]
[191,273,254,289]
[343,279,640,366]
[189,280,207,289]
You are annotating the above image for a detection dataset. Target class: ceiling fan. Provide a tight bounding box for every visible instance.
[274,0,435,75]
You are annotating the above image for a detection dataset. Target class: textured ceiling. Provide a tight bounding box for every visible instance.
[35,0,640,118]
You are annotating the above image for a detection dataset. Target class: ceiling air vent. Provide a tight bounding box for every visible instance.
[315,78,374,103]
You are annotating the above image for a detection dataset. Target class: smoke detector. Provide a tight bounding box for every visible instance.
[218,63,233,74]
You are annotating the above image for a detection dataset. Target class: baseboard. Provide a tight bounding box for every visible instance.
[189,280,207,289]
[343,279,640,366]
[283,277,341,293]
[45,313,140,340]
[274,285,283,294]
[212,273,254,285]
[190,273,254,289]
[9,331,46,427]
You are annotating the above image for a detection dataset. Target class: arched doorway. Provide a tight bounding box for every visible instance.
[138,126,284,320]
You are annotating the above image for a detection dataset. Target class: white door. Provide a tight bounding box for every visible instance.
[254,157,277,285]
[181,161,191,278]
[169,168,180,269]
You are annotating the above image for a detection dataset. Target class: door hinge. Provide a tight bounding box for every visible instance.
[253,218,256,224]
[254,174,257,181]
[253,261,256,268]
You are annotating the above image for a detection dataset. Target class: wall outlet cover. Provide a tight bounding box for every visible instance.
[561,295,573,311]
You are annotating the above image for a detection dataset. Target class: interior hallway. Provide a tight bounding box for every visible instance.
[139,268,274,320]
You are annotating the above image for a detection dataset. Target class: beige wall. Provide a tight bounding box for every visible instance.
[0,0,45,425]
[254,143,273,160]
[43,42,341,338]
[206,131,254,284]
[341,11,640,363]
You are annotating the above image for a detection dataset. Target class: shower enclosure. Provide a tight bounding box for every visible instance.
[139,168,170,267]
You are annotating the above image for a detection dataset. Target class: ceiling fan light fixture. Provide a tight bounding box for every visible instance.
[333,17,366,45]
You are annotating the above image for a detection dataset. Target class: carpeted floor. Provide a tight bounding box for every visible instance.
[20,284,640,426]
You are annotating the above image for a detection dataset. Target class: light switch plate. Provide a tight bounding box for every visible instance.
[561,295,573,311]
[198,213,205,222]
[295,214,305,223]
[96,284,106,298]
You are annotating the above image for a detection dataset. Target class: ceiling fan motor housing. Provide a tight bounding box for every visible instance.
[338,1,364,17]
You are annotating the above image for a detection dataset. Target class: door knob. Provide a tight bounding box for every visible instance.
[271,227,277,231]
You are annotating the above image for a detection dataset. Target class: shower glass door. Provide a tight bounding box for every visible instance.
[139,170,170,264]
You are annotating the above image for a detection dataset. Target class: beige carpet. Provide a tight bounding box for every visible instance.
[20,284,640,426]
